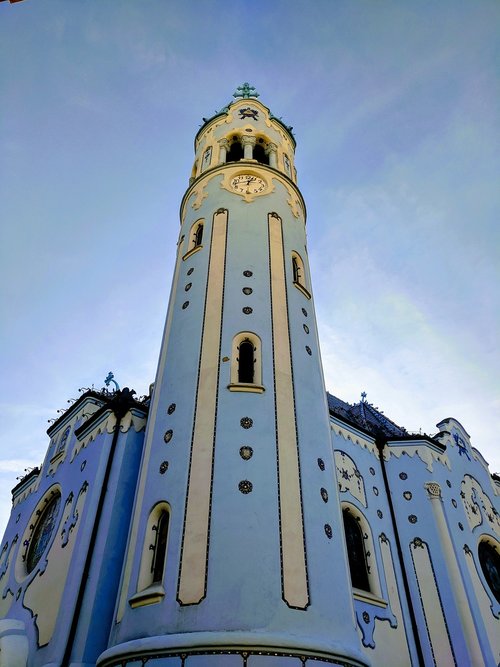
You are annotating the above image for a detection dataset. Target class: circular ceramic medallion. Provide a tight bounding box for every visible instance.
[239,480,253,494]
[239,446,253,460]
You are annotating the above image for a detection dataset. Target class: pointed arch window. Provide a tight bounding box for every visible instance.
[343,509,370,592]
[229,332,264,393]
[478,539,500,603]
[129,503,170,608]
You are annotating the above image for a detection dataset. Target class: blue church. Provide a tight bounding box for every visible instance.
[0,86,499,667]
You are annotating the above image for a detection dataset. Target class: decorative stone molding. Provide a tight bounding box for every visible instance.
[335,451,367,507]
[461,474,500,533]
[330,421,378,456]
[384,443,450,472]
[424,482,442,498]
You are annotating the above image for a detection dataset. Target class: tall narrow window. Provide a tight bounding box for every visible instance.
[194,222,203,248]
[343,510,370,592]
[229,332,264,393]
[291,251,311,299]
[183,219,205,260]
[130,502,171,607]
[238,339,255,384]
[151,510,169,584]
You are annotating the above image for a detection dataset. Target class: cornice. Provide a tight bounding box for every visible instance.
[180,161,306,224]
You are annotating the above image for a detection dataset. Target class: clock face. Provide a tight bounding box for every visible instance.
[230,174,267,195]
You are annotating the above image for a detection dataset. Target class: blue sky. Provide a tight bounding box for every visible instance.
[1,0,499,535]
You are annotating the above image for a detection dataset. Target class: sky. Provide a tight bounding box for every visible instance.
[0,0,498,536]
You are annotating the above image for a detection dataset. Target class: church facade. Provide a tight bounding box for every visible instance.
[0,86,499,667]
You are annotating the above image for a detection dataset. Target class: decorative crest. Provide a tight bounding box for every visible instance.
[104,371,120,391]
[233,83,259,100]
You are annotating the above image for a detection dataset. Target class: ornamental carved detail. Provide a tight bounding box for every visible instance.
[425,482,442,498]
[335,450,367,507]
[461,474,500,533]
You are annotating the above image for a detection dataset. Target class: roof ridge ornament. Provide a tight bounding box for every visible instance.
[104,371,120,391]
[233,82,260,100]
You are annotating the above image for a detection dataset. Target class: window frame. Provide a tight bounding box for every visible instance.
[478,536,500,604]
[291,251,311,299]
[228,332,264,393]
[341,503,382,600]
[129,502,171,608]
[183,219,204,261]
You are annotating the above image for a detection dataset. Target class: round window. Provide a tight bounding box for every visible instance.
[478,540,500,603]
[26,493,61,574]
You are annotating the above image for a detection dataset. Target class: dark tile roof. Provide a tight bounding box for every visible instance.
[327,392,408,438]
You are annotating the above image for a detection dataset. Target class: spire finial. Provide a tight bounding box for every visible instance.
[233,83,259,100]
[104,371,120,391]
[361,391,367,402]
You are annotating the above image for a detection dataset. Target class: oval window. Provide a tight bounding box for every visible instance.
[478,540,500,603]
[26,493,61,574]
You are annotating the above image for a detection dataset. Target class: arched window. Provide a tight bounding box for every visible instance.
[16,486,62,581]
[253,143,269,165]
[238,339,255,384]
[151,510,169,584]
[226,139,243,163]
[183,219,204,260]
[478,539,500,603]
[292,256,301,284]
[291,251,311,299]
[343,509,370,592]
[130,503,170,607]
[26,492,61,574]
[194,222,203,248]
[229,332,264,393]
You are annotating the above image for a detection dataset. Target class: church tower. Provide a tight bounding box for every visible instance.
[100,85,367,667]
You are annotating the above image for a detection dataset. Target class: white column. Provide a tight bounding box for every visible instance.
[241,135,256,160]
[424,482,484,665]
[266,142,278,168]
[217,138,229,164]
